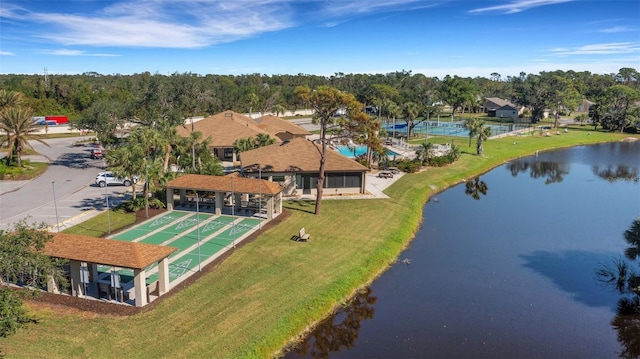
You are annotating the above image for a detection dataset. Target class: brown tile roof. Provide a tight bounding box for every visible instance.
[240,137,368,173]
[166,174,283,195]
[253,115,311,136]
[45,233,177,270]
[176,111,275,147]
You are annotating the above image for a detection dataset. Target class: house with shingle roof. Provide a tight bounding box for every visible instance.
[176,111,310,163]
[239,137,368,196]
[484,97,523,119]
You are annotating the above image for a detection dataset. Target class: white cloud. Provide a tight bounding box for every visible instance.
[469,0,572,15]
[0,51,15,56]
[322,0,440,16]
[42,49,120,57]
[6,0,294,48]
[598,26,635,33]
[549,42,640,56]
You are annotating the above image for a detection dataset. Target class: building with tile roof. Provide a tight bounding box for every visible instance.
[165,173,284,219]
[239,137,368,196]
[44,233,177,307]
[176,111,310,163]
[252,114,311,141]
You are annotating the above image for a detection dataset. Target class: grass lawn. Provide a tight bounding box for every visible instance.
[62,209,136,238]
[0,161,47,180]
[1,128,637,358]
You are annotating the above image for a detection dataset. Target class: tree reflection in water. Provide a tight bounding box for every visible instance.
[506,161,570,184]
[592,165,639,183]
[289,288,377,359]
[464,176,488,200]
[597,218,640,358]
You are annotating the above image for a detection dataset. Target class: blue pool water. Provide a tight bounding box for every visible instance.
[336,145,398,158]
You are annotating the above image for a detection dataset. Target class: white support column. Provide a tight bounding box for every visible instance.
[133,268,147,307]
[46,275,59,294]
[215,192,223,215]
[89,263,98,293]
[69,260,82,297]
[158,258,170,295]
[266,197,274,220]
[166,187,174,211]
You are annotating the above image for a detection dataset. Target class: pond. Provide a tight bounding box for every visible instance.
[285,141,640,358]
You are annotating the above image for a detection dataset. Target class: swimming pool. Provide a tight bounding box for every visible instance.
[336,145,398,158]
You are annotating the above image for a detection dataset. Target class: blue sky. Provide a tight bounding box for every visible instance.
[1,0,638,78]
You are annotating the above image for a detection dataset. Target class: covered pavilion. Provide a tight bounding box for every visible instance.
[44,233,177,307]
[165,174,284,220]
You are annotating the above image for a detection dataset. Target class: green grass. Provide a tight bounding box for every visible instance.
[1,129,636,358]
[0,161,47,180]
[62,210,136,238]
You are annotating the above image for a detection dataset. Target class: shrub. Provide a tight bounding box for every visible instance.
[118,197,165,213]
[393,159,422,173]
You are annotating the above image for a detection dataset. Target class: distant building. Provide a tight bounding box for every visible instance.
[484,98,522,119]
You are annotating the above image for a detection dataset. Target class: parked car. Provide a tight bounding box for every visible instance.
[95,171,138,187]
[90,148,103,159]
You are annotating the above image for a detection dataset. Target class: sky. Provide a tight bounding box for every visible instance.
[0,0,639,79]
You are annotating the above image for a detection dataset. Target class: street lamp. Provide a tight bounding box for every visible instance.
[105,181,110,234]
[258,167,262,229]
[231,177,236,248]
[51,181,60,232]
[196,192,201,272]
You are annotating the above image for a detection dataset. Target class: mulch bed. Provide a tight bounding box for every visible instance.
[24,208,291,317]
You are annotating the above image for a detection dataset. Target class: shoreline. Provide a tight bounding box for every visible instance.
[276,134,640,357]
[2,129,639,358]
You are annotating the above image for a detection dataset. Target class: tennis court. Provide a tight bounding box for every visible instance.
[100,210,264,289]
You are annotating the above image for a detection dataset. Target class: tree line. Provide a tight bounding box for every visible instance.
[1,68,638,134]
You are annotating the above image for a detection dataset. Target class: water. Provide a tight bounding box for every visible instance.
[335,145,399,158]
[285,141,640,358]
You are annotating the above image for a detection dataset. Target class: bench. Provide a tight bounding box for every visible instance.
[291,227,310,242]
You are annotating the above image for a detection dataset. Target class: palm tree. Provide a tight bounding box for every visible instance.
[415,142,434,165]
[475,121,492,156]
[247,93,259,119]
[272,104,286,117]
[0,106,49,167]
[255,133,276,147]
[0,90,25,152]
[463,118,479,147]
[402,102,420,138]
[0,90,24,109]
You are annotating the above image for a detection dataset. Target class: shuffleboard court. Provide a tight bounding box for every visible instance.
[98,211,265,288]
[111,211,191,242]
[138,213,207,245]
[195,218,261,257]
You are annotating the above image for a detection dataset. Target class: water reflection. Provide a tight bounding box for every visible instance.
[597,218,640,358]
[592,165,639,183]
[464,176,488,200]
[507,161,570,184]
[289,288,377,358]
[612,311,640,359]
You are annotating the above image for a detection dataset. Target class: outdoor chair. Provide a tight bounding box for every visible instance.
[291,227,310,242]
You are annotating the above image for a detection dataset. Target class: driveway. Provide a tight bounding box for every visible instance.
[0,137,132,231]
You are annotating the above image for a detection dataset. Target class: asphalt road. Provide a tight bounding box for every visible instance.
[0,137,133,231]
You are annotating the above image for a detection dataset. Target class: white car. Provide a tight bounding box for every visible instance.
[95,171,138,187]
